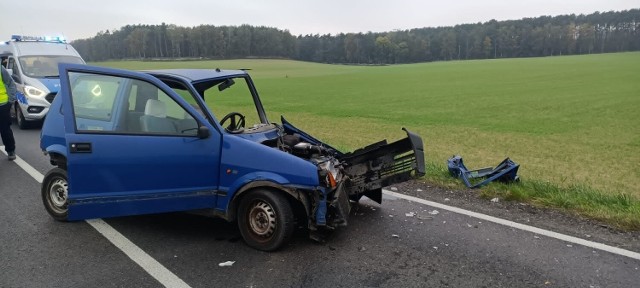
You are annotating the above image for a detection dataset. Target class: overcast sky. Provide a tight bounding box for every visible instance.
[1,0,637,41]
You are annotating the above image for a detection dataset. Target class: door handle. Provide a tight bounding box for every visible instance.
[70,143,92,153]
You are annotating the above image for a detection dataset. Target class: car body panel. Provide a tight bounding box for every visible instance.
[57,64,223,220]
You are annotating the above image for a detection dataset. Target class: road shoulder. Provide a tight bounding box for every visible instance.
[392,179,640,253]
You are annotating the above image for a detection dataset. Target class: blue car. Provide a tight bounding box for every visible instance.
[40,63,425,251]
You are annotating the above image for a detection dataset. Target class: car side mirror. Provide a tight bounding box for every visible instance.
[197,126,210,139]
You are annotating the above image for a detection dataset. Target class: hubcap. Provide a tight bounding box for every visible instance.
[248,201,276,238]
[49,178,68,212]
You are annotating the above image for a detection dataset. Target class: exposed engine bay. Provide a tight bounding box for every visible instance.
[259,117,426,231]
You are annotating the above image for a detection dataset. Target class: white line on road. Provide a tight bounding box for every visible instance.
[0,147,44,183]
[384,190,640,261]
[87,219,191,288]
[2,146,191,288]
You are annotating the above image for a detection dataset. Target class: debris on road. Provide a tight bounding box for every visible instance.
[447,155,520,188]
[428,210,440,215]
[391,234,400,238]
[417,215,433,220]
[359,246,367,252]
[444,198,450,201]
[390,187,398,191]
[491,197,500,203]
[218,261,235,267]
[417,188,423,192]
[405,212,416,217]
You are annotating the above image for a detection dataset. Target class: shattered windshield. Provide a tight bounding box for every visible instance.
[19,55,84,78]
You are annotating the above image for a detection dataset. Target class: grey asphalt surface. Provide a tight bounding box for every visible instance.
[1,125,639,288]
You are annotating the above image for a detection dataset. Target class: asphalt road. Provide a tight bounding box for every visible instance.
[1,125,639,288]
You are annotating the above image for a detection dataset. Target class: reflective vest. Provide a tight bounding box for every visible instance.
[0,69,8,104]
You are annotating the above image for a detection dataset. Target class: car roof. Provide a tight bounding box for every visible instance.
[143,69,248,83]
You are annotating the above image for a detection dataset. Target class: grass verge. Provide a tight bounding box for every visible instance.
[424,162,640,231]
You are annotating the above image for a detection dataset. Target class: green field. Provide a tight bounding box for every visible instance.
[96,53,640,227]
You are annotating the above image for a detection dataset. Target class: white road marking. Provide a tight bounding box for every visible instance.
[384,190,640,261]
[87,219,191,288]
[2,146,191,288]
[0,147,44,183]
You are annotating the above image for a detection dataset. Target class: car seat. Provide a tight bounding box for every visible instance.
[139,99,177,133]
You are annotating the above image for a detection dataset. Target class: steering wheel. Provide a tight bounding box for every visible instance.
[219,112,246,133]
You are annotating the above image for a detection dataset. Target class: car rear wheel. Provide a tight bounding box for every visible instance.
[42,168,69,221]
[237,189,294,251]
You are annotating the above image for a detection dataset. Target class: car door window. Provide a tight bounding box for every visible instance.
[69,72,198,136]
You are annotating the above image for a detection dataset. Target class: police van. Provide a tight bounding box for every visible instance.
[0,35,85,129]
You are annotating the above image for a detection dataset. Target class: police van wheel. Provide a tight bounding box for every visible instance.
[42,168,69,221]
[237,189,294,251]
[15,106,29,130]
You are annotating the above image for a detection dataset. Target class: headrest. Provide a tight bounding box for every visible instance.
[144,99,167,118]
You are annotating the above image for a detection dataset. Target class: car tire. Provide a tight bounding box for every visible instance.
[237,189,294,251]
[15,105,29,130]
[42,168,69,221]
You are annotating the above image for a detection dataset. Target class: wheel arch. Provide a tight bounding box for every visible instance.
[45,146,68,170]
[226,181,312,224]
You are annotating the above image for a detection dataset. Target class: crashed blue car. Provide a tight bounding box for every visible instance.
[40,64,425,251]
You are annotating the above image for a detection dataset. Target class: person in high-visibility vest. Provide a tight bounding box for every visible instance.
[0,63,17,161]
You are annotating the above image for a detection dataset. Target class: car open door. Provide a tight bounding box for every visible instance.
[58,64,222,220]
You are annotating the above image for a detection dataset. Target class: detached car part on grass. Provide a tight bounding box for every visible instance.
[447,155,519,188]
[40,64,425,251]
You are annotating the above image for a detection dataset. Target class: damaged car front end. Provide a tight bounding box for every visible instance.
[280,118,425,233]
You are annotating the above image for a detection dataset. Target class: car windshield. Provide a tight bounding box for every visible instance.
[202,77,265,128]
[19,55,84,78]
[161,76,265,129]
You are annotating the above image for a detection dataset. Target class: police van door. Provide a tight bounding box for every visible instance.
[59,64,221,220]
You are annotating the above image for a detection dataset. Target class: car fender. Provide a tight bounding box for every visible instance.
[223,178,315,222]
[44,144,67,158]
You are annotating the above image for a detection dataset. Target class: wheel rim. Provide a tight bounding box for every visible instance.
[48,177,68,213]
[247,200,276,239]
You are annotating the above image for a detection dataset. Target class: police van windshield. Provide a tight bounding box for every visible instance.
[19,55,84,78]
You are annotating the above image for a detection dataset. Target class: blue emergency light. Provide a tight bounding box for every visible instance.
[11,34,66,43]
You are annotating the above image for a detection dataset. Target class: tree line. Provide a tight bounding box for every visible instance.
[72,9,640,64]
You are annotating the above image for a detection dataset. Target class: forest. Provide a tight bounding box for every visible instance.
[71,9,640,64]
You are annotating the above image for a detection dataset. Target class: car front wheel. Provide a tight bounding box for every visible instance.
[237,189,294,251]
[42,168,69,221]
[15,105,29,129]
